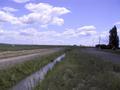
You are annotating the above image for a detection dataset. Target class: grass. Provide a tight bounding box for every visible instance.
[0,44,68,51]
[35,47,120,90]
[101,49,120,55]
[0,44,46,51]
[0,49,65,90]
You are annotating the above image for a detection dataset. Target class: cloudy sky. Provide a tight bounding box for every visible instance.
[0,0,120,46]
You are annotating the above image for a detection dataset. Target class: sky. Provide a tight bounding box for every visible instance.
[0,0,120,46]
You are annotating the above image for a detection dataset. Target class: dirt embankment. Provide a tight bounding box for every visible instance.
[0,48,62,70]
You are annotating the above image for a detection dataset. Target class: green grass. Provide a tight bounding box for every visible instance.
[0,44,68,51]
[101,49,120,55]
[0,50,65,90]
[35,47,120,90]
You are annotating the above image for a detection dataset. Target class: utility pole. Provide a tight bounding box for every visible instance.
[99,35,101,45]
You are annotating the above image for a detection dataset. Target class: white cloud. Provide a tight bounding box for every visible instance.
[0,3,70,27]
[2,25,117,46]
[40,24,48,28]
[2,7,18,12]
[21,25,96,39]
[25,3,70,15]
[0,25,97,45]
[62,25,97,38]
[78,25,96,30]
[62,29,78,38]
[52,17,64,26]
[77,25,96,35]
[22,3,70,26]
[19,28,38,36]
[52,7,70,15]
[114,21,120,25]
[0,10,22,25]
[25,3,52,13]
[13,0,30,3]
[19,12,52,24]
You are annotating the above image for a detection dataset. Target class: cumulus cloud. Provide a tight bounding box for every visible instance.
[21,3,70,26]
[2,7,18,12]
[62,25,97,38]
[51,17,64,26]
[0,25,97,38]
[13,0,30,3]
[0,25,98,45]
[25,3,70,14]
[0,3,70,27]
[0,10,22,25]
[19,12,52,25]
[25,3,52,12]
[19,28,37,36]
[77,25,96,35]
[78,25,96,30]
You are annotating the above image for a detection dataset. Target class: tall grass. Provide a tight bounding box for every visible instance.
[0,50,65,90]
[35,47,120,90]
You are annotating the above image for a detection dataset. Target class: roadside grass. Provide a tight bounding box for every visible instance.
[0,50,65,90]
[35,47,120,90]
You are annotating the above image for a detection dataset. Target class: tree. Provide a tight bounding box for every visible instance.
[109,26,119,49]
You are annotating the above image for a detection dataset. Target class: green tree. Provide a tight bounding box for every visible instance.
[109,26,119,49]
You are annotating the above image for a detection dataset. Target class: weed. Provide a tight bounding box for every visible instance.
[35,47,120,90]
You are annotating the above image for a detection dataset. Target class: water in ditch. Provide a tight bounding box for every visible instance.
[10,54,65,90]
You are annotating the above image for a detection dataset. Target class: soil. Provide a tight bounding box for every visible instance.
[0,48,62,70]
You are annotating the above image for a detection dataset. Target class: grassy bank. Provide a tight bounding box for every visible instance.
[0,49,65,90]
[35,47,120,90]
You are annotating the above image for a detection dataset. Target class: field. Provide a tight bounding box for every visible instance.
[0,44,120,90]
[35,47,120,90]
[0,43,66,51]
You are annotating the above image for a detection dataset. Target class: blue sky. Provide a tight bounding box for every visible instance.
[0,0,120,45]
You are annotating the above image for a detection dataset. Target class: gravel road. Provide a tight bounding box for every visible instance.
[81,48,120,64]
[0,48,62,70]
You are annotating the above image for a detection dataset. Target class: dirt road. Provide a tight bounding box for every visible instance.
[0,48,62,70]
[0,49,56,59]
[82,48,120,64]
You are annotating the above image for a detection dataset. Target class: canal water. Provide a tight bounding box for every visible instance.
[11,54,65,90]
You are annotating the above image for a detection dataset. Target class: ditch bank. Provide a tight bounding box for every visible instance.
[10,53,65,90]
